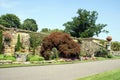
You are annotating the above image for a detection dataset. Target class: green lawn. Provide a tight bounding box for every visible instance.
[77,68,120,80]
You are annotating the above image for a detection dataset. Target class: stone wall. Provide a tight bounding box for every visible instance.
[112,51,120,56]
[1,26,30,55]
[80,38,106,57]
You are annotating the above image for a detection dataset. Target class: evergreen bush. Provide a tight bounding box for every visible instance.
[50,48,59,60]
[29,33,42,55]
[107,54,113,58]
[4,55,16,61]
[0,54,4,60]
[29,55,44,62]
[111,42,120,51]
[95,48,108,57]
[27,54,34,61]
[15,34,22,51]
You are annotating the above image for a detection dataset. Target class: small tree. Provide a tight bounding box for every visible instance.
[0,30,3,53]
[41,32,80,60]
[15,34,22,51]
[21,18,38,32]
[29,33,42,55]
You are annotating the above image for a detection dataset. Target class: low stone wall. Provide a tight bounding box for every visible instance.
[112,51,120,56]
[80,38,106,56]
[0,60,12,64]
[2,31,30,55]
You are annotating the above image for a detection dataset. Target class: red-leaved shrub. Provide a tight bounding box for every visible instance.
[41,32,80,60]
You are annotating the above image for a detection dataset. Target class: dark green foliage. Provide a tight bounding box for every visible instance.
[50,29,63,33]
[21,18,38,32]
[15,34,22,51]
[0,31,3,53]
[111,42,120,51]
[41,32,80,60]
[0,14,20,28]
[41,28,63,33]
[29,33,42,55]
[50,48,59,60]
[107,54,113,58]
[41,28,50,32]
[63,9,108,38]
[29,55,44,62]
[95,48,108,57]
[4,55,16,61]
[27,54,34,61]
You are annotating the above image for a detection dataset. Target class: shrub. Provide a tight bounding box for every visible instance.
[0,54,4,60]
[4,55,16,61]
[41,32,80,60]
[29,55,44,62]
[39,56,44,61]
[107,54,113,58]
[50,48,59,60]
[29,33,43,55]
[111,42,120,51]
[27,54,34,61]
[95,48,108,57]
[15,34,22,51]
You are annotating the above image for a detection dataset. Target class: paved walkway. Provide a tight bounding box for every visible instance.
[0,59,120,80]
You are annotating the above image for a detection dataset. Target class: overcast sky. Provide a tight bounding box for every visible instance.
[0,0,120,41]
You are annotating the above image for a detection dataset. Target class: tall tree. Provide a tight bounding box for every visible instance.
[29,33,42,55]
[63,9,108,38]
[15,34,22,52]
[0,14,20,28]
[21,18,38,32]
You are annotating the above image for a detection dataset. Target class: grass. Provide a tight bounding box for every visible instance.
[76,68,120,80]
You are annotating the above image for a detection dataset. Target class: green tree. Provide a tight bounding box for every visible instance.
[0,30,3,53]
[41,28,63,33]
[30,33,42,55]
[50,29,63,33]
[15,34,21,51]
[41,28,50,32]
[21,18,38,32]
[0,14,21,28]
[63,9,108,38]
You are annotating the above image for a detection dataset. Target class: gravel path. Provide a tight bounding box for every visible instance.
[0,59,120,80]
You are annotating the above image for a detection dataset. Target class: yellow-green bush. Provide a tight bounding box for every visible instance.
[28,55,44,62]
[111,42,120,51]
